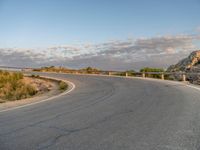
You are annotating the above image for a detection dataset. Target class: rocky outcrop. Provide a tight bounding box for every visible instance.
[167,50,200,72]
[167,50,200,84]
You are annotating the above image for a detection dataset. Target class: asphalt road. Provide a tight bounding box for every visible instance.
[1,73,200,150]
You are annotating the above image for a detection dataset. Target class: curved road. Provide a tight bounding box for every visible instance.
[1,73,200,150]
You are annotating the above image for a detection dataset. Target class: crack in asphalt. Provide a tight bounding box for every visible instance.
[30,79,163,150]
[36,109,135,150]
[1,75,200,150]
[0,80,116,137]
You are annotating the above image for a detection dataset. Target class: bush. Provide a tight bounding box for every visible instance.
[126,70,136,76]
[59,81,68,90]
[140,67,165,79]
[0,80,37,101]
[31,74,40,78]
[0,71,37,101]
[140,67,164,73]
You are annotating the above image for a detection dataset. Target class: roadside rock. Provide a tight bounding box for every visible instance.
[167,50,200,72]
[167,50,200,84]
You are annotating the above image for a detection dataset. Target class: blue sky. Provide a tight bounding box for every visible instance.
[0,0,200,70]
[0,0,200,48]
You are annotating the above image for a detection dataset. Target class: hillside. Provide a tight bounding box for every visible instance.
[167,50,200,84]
[167,50,200,72]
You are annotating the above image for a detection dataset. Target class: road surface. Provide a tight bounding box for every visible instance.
[1,73,200,150]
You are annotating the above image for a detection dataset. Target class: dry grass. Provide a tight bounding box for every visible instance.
[0,71,37,101]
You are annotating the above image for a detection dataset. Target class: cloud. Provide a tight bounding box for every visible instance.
[0,34,200,70]
[97,34,199,56]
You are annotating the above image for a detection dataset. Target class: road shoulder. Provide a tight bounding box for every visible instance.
[0,76,75,113]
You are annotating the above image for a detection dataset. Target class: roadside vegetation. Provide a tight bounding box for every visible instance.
[140,67,165,79]
[126,70,136,76]
[31,74,69,91]
[0,71,37,102]
[34,66,69,72]
[0,71,68,103]
[33,65,176,80]
[80,66,100,74]
[34,66,101,74]
[59,81,68,91]
[31,74,40,78]
[140,67,165,73]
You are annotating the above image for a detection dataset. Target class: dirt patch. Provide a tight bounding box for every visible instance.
[23,76,53,93]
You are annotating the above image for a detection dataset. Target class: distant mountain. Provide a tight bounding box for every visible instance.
[167,50,200,72]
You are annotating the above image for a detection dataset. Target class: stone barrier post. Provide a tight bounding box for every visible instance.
[125,72,128,77]
[182,74,186,82]
[161,73,164,80]
[142,72,145,78]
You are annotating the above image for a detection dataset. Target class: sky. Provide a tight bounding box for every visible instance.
[0,0,200,70]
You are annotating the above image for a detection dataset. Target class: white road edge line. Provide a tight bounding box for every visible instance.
[128,76,200,92]
[186,84,200,91]
[1,72,200,113]
[0,78,76,113]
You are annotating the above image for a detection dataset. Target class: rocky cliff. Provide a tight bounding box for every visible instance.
[167,50,200,72]
[167,50,200,84]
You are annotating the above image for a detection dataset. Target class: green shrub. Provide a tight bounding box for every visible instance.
[31,74,40,78]
[140,67,164,73]
[59,81,68,90]
[140,67,165,79]
[26,84,37,96]
[126,70,136,76]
